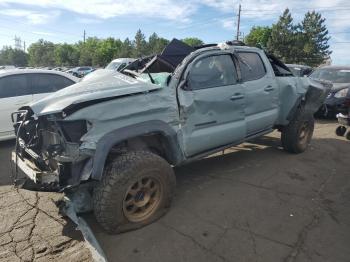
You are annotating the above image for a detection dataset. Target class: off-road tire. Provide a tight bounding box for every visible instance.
[93,151,176,234]
[281,107,315,154]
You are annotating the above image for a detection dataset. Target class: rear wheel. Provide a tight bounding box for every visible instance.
[93,151,176,234]
[281,107,315,153]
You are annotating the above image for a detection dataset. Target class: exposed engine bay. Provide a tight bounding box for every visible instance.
[12,109,91,191]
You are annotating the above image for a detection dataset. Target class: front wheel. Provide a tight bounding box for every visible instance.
[93,151,176,234]
[281,107,315,154]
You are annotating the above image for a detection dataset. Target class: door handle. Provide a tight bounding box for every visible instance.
[230,93,244,101]
[264,85,274,92]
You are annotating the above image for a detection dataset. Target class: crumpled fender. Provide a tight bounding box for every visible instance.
[287,78,332,121]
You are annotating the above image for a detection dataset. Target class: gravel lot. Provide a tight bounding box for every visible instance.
[0,120,349,262]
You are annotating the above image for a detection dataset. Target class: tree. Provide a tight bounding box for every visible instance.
[245,26,272,48]
[54,43,79,66]
[133,29,147,57]
[0,46,28,67]
[300,11,331,66]
[148,33,169,55]
[120,38,133,58]
[78,37,100,66]
[267,9,296,63]
[28,39,56,66]
[182,37,204,47]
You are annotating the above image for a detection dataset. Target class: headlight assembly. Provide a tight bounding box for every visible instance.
[334,88,349,98]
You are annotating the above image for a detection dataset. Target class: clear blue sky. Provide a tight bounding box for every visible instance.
[0,0,349,65]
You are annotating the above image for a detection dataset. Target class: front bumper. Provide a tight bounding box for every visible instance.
[11,151,60,191]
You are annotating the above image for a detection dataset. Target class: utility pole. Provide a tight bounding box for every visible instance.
[83,30,86,43]
[236,4,241,41]
[23,41,26,52]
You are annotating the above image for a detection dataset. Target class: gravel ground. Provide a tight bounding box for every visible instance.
[0,120,349,262]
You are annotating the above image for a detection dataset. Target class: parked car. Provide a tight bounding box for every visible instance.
[310,66,350,117]
[82,58,136,82]
[0,65,15,70]
[0,69,78,141]
[12,39,330,234]
[105,58,136,71]
[70,67,95,78]
[286,64,313,77]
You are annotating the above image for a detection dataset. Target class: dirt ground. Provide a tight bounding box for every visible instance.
[0,120,349,262]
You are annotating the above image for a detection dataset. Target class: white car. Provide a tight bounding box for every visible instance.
[105,58,136,71]
[0,69,78,141]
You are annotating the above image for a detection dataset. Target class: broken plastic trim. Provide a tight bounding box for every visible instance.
[62,196,108,262]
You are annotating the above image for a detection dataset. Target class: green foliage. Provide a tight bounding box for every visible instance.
[267,9,296,63]
[0,46,28,67]
[28,39,55,67]
[54,43,79,66]
[0,30,204,67]
[265,8,331,66]
[245,26,272,48]
[300,11,331,67]
[182,37,204,47]
[148,33,169,55]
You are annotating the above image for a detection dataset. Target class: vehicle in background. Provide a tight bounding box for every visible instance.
[105,58,136,71]
[82,58,135,82]
[0,69,78,141]
[310,66,350,117]
[0,65,15,70]
[286,64,313,77]
[69,67,95,78]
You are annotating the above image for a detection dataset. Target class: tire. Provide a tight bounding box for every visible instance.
[281,107,315,154]
[335,126,347,137]
[93,151,176,234]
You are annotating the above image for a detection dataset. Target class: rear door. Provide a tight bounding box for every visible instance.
[178,53,246,156]
[31,73,75,101]
[237,51,279,136]
[0,74,32,135]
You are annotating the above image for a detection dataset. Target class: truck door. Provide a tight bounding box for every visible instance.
[236,51,279,136]
[178,53,246,157]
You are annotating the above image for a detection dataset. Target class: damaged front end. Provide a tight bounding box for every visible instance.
[12,108,93,192]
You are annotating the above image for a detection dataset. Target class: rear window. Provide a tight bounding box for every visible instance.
[32,74,74,94]
[0,74,31,98]
[237,52,266,81]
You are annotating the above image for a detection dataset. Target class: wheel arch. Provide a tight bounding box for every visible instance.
[91,120,183,180]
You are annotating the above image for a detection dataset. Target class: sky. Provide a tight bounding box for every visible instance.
[0,0,349,65]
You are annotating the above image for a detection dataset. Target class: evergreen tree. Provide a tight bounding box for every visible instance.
[301,11,331,66]
[267,9,295,63]
[133,29,147,57]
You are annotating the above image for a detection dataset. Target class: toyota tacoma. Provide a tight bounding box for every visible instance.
[12,40,331,233]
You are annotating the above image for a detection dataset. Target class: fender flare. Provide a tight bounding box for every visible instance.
[91,120,183,180]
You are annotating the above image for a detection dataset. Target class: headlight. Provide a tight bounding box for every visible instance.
[334,88,349,98]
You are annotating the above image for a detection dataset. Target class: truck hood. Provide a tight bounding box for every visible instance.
[28,72,161,116]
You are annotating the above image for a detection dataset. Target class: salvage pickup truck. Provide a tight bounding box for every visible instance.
[12,40,331,234]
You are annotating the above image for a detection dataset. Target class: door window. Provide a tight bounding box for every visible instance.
[32,74,74,94]
[237,52,266,81]
[0,74,31,98]
[188,55,237,90]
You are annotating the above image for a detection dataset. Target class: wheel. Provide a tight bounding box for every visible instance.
[335,126,347,137]
[346,131,350,141]
[281,107,315,153]
[93,151,176,234]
